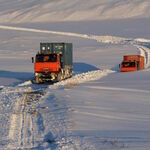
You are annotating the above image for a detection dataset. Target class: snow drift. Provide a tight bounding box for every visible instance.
[51,69,115,89]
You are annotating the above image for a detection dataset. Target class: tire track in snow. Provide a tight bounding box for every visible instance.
[74,110,150,122]
[87,85,150,94]
[8,95,34,149]
[136,45,150,69]
[20,94,35,147]
[8,99,20,141]
[7,87,45,149]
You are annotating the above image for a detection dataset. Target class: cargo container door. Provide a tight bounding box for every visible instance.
[52,43,64,68]
[64,43,73,67]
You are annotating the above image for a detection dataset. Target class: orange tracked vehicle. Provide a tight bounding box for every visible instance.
[120,55,145,72]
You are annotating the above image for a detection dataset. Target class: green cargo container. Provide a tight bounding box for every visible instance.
[40,43,73,69]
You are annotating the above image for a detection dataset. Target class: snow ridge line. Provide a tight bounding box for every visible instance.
[0,25,89,39]
[135,38,150,43]
[0,25,129,44]
[49,69,115,89]
[1,25,150,45]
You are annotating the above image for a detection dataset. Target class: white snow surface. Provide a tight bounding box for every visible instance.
[1,1,150,149]
[18,80,32,87]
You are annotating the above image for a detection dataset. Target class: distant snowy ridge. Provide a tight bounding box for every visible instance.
[0,0,150,23]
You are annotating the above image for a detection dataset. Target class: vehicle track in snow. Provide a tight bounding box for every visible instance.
[0,25,128,44]
[0,25,150,45]
[136,45,150,69]
[0,85,47,149]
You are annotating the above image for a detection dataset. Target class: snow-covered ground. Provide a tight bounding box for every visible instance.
[1,0,150,149]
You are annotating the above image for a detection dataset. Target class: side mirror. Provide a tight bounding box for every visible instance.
[32,57,34,63]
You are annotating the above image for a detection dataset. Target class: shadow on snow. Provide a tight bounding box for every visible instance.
[73,62,99,74]
[0,70,33,80]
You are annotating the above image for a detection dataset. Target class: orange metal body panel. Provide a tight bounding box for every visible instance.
[121,67,137,72]
[121,55,145,72]
[124,55,143,61]
[34,55,60,73]
[35,62,60,73]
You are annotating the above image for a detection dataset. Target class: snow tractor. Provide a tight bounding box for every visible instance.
[32,43,73,83]
[120,55,145,72]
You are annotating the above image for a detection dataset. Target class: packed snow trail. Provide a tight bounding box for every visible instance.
[136,45,150,68]
[8,94,36,148]
[0,25,150,44]
[0,25,130,44]
[0,85,48,149]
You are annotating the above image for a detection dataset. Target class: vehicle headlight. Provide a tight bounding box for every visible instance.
[35,73,39,76]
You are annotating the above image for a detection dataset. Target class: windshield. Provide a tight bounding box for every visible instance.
[36,54,57,62]
[122,62,136,68]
